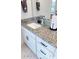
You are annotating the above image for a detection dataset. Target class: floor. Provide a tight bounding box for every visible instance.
[21,42,38,59]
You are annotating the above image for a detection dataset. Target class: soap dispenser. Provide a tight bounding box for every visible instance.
[36,2,40,11]
[50,14,57,31]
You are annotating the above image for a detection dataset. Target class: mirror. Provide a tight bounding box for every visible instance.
[51,0,57,14]
[31,0,57,19]
[21,0,57,20]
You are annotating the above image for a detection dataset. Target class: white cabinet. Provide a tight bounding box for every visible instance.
[21,26,36,54]
[53,49,57,59]
[21,26,57,59]
[36,36,56,53]
[37,44,53,59]
[36,36,56,59]
[28,31,36,54]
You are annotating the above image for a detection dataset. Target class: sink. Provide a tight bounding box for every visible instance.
[27,23,41,29]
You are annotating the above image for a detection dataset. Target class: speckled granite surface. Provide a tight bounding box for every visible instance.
[21,18,57,48]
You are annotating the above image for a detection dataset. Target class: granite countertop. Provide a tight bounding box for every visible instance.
[21,18,57,48]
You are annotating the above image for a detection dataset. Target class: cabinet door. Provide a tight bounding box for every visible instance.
[21,27,30,44]
[53,49,57,59]
[28,31,36,54]
[21,27,36,54]
[21,27,32,52]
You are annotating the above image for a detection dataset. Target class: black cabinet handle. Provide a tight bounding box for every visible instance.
[40,50,46,55]
[40,42,47,47]
[40,57,41,59]
[26,36,29,40]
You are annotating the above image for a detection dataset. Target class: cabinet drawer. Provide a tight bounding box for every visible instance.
[37,41,53,59]
[53,49,57,59]
[37,54,47,59]
[37,36,56,53]
[37,49,47,59]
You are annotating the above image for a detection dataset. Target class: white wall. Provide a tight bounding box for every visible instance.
[21,0,52,19]
[21,0,33,19]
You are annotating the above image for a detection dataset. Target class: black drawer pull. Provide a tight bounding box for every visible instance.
[40,57,41,59]
[40,42,47,47]
[26,36,29,40]
[40,50,46,55]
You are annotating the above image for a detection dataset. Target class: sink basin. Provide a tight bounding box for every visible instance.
[27,23,41,29]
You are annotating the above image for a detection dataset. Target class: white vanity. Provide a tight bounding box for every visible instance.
[21,21,57,59]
